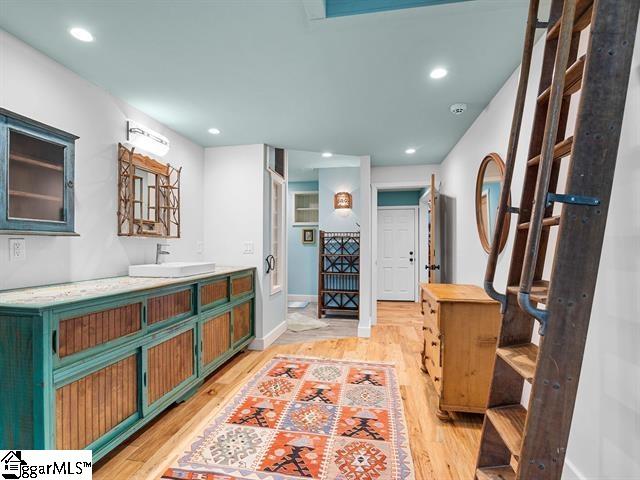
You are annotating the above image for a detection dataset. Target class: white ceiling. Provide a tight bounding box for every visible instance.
[0,0,549,165]
[288,150,360,182]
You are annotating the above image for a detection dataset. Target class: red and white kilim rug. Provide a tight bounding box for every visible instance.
[162,355,415,480]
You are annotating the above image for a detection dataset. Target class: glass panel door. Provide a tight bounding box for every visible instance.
[8,130,65,222]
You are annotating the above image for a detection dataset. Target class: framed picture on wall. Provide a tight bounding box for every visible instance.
[302,228,315,244]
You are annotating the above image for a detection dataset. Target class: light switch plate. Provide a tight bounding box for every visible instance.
[243,241,254,254]
[9,238,26,262]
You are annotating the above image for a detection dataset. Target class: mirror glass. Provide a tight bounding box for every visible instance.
[475,153,510,253]
[133,167,159,223]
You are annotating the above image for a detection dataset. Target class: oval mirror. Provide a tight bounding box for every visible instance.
[475,153,510,254]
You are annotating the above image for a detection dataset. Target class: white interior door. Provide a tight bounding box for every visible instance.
[377,208,416,301]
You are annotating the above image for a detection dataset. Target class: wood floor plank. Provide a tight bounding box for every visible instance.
[93,301,483,480]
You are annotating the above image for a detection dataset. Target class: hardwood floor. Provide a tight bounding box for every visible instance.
[93,301,483,479]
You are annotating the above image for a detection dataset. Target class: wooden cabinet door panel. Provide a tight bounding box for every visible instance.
[55,354,138,449]
[232,301,252,343]
[202,312,230,367]
[201,278,229,310]
[231,274,253,298]
[58,303,142,358]
[146,328,195,406]
[147,288,192,326]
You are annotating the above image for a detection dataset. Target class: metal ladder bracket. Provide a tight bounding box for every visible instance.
[507,206,521,214]
[546,192,601,207]
[484,280,507,312]
[518,292,549,335]
[536,20,550,28]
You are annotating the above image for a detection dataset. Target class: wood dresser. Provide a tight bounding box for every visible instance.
[0,267,255,460]
[420,283,501,421]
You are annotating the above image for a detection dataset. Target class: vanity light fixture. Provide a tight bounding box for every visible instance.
[322,152,333,158]
[430,67,448,79]
[334,192,352,210]
[405,148,416,155]
[208,127,221,135]
[126,120,170,157]
[69,27,94,42]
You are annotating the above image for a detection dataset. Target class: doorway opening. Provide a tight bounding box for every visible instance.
[278,150,362,344]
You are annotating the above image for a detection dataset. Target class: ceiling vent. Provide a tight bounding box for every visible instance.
[450,103,467,115]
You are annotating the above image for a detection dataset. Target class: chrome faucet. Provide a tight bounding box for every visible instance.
[156,243,170,264]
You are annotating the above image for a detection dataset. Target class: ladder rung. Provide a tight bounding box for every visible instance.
[486,405,527,459]
[476,466,516,480]
[507,280,549,304]
[497,343,539,383]
[537,55,586,104]
[546,0,594,41]
[518,216,560,230]
[528,136,573,166]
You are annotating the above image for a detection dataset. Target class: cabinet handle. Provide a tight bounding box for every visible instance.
[431,341,437,347]
[66,180,74,189]
[434,376,440,382]
[143,372,147,386]
[52,330,58,354]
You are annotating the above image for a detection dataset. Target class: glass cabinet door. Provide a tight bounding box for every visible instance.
[0,112,77,234]
[8,130,66,223]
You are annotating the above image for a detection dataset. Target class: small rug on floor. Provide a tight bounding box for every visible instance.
[288,301,310,309]
[287,312,328,332]
[162,355,415,480]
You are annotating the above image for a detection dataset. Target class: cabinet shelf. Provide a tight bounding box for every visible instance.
[10,153,64,172]
[9,189,63,202]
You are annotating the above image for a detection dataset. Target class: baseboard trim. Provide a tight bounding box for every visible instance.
[249,320,287,351]
[564,458,587,480]
[357,323,371,338]
[288,294,316,303]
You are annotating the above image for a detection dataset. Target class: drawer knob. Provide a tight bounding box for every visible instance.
[434,376,440,382]
[430,309,436,314]
[431,341,438,346]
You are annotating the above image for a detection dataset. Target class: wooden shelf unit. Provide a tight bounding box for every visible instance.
[318,231,360,317]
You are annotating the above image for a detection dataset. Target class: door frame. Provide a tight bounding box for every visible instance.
[371,180,430,326]
[376,206,419,301]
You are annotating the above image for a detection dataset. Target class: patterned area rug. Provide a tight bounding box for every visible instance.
[162,355,415,480]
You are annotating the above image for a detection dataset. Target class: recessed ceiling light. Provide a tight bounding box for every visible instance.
[430,67,448,79]
[405,148,416,155]
[69,27,94,42]
[322,152,333,158]
[208,128,221,135]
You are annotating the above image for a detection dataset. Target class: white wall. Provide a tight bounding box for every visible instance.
[202,145,286,348]
[439,28,640,478]
[319,167,360,231]
[0,30,205,290]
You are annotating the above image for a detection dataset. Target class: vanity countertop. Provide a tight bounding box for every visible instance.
[0,266,253,309]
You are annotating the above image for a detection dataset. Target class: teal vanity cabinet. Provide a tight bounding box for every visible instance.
[0,109,78,234]
[0,267,255,461]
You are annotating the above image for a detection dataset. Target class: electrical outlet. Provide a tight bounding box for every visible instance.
[243,241,254,254]
[196,241,204,255]
[9,238,26,262]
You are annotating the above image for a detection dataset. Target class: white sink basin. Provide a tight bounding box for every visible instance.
[129,261,216,278]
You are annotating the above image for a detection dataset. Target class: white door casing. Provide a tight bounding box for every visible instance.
[377,207,417,301]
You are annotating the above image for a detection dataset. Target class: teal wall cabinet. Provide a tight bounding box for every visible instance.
[0,268,255,461]
[0,109,78,235]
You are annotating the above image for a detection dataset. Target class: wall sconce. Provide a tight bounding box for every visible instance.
[127,119,170,157]
[334,192,352,210]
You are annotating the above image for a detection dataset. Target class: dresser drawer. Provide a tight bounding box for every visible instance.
[423,327,442,392]
[422,293,439,329]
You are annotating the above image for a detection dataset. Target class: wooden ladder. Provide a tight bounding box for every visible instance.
[475,0,639,479]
